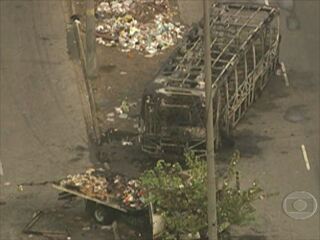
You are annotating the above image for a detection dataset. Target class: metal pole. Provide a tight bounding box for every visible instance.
[203,0,218,239]
[86,0,97,79]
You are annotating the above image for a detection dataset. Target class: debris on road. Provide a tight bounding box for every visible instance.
[4,182,11,186]
[120,99,130,113]
[22,210,67,239]
[17,185,24,192]
[101,225,113,230]
[95,0,184,56]
[119,113,128,119]
[107,112,116,122]
[112,221,121,240]
[121,140,133,146]
[82,226,91,231]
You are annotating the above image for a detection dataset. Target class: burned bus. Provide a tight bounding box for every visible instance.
[139,3,280,156]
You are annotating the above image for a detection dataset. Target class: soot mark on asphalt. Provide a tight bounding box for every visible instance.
[237,236,266,240]
[100,64,117,73]
[283,105,308,123]
[74,145,88,152]
[233,129,273,158]
[69,157,82,163]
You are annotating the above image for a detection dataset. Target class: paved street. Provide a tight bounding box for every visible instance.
[0,0,319,240]
[0,1,106,239]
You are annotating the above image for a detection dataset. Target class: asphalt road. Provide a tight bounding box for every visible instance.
[0,0,319,240]
[178,0,319,239]
[0,1,97,239]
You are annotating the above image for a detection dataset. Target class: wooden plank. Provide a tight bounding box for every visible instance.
[52,184,127,213]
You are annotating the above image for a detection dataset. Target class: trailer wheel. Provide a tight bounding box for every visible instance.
[85,200,116,224]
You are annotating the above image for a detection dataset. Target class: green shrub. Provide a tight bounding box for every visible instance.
[140,151,266,240]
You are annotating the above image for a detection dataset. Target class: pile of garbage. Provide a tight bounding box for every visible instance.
[60,168,109,201]
[59,169,145,210]
[122,179,145,209]
[95,0,184,56]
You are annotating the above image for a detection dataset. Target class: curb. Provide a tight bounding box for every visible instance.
[65,0,101,145]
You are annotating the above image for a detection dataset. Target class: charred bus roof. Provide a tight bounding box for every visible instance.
[144,3,280,97]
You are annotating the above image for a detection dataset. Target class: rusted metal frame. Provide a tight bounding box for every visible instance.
[250,43,257,103]
[174,16,220,72]
[160,102,190,109]
[213,21,260,30]
[213,7,278,132]
[210,7,262,77]
[231,38,277,117]
[224,3,273,13]
[173,5,244,81]
[212,7,277,89]
[157,87,205,97]
[175,5,246,80]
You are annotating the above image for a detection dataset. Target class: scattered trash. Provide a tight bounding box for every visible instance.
[115,107,123,114]
[95,0,184,56]
[4,182,11,186]
[104,162,111,170]
[120,99,130,113]
[17,185,24,192]
[107,112,115,118]
[121,140,133,146]
[101,225,113,230]
[120,71,128,75]
[119,113,128,119]
[107,112,116,122]
[82,226,91,231]
[18,180,54,186]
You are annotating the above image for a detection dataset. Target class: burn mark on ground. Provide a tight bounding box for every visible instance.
[283,104,308,123]
[100,64,117,73]
[233,129,273,158]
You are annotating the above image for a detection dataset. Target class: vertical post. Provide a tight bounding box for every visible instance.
[86,0,97,79]
[203,0,218,240]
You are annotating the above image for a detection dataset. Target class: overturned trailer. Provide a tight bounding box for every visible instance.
[139,3,280,156]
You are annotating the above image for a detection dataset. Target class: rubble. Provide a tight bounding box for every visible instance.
[95,0,184,56]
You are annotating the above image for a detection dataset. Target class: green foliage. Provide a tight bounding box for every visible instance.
[139,151,266,240]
